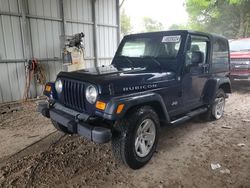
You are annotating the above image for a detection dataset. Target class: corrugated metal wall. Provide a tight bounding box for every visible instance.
[0,0,119,103]
[0,0,25,102]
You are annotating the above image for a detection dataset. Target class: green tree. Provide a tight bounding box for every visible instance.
[142,17,164,32]
[121,9,132,36]
[168,24,188,30]
[185,0,250,38]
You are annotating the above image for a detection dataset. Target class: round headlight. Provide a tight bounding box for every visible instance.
[85,85,97,104]
[55,79,63,93]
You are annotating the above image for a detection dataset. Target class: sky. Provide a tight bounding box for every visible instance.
[122,0,189,32]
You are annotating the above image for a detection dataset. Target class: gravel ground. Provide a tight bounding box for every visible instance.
[0,80,249,188]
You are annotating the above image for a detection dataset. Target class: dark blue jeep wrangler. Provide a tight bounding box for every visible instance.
[39,30,231,169]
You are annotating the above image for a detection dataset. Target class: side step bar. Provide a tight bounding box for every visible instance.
[170,107,208,125]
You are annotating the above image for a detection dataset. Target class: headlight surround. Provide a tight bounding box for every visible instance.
[85,84,98,104]
[55,79,63,94]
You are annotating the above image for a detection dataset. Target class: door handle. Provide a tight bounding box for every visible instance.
[201,64,209,73]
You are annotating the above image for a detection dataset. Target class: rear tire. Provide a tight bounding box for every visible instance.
[202,89,226,121]
[51,120,72,134]
[111,106,160,169]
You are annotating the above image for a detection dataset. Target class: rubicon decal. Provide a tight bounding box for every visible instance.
[123,84,158,92]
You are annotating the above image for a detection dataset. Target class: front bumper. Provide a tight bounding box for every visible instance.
[38,102,112,144]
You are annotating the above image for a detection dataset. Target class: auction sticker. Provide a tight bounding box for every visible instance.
[162,35,181,43]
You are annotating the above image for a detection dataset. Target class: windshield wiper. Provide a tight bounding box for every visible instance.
[140,56,162,69]
[118,55,134,67]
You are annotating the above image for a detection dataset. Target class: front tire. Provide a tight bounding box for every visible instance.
[111,106,160,169]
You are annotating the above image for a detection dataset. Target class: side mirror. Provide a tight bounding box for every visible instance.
[191,51,204,66]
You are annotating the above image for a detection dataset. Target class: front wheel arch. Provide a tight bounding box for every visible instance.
[104,93,170,122]
[122,101,168,124]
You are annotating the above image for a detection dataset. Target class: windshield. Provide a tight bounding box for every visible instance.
[118,35,182,58]
[230,39,250,52]
[112,35,182,71]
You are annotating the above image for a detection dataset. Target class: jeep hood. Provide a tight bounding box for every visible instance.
[57,65,176,95]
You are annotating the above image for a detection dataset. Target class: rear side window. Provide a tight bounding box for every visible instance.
[212,38,229,64]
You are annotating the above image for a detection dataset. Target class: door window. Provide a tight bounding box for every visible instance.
[186,36,208,66]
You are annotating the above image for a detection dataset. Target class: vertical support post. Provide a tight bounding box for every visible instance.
[18,0,29,61]
[18,0,37,98]
[92,0,99,67]
[116,0,120,45]
[60,0,67,39]
[59,0,66,69]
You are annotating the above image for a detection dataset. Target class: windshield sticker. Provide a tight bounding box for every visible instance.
[162,35,181,43]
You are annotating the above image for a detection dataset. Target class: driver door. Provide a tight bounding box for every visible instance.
[182,35,210,110]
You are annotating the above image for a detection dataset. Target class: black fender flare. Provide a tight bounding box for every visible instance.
[103,92,170,122]
[203,77,232,104]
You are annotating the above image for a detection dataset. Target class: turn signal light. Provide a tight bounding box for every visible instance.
[45,85,51,92]
[116,104,125,114]
[96,101,106,110]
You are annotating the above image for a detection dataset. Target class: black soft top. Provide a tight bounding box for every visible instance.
[124,30,227,41]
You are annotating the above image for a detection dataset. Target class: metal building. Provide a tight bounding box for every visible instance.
[0,0,120,103]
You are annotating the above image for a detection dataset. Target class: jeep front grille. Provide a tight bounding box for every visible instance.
[231,58,250,70]
[59,79,86,112]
